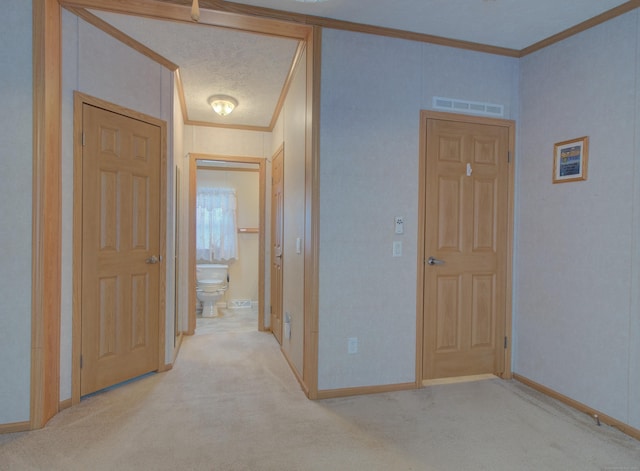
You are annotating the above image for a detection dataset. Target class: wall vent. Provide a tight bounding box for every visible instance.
[432,96,504,117]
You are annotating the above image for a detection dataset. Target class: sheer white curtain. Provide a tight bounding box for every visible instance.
[196,188,238,261]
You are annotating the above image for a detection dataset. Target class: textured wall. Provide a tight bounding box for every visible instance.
[516,10,640,428]
[318,29,519,391]
[0,2,33,424]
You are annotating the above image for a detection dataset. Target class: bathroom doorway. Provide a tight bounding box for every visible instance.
[188,153,266,335]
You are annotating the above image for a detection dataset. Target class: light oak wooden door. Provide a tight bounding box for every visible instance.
[270,148,284,344]
[81,103,161,396]
[423,117,510,380]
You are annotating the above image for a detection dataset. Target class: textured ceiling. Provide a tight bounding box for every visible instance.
[92,10,300,129]
[90,1,634,129]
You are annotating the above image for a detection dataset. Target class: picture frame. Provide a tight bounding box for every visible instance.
[553,136,589,183]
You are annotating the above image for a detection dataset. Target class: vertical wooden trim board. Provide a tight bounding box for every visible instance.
[303,26,321,399]
[188,157,197,335]
[71,94,83,406]
[414,111,428,387]
[31,0,62,430]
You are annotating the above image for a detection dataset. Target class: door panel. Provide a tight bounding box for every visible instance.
[270,148,284,344]
[435,275,461,351]
[81,104,160,396]
[437,176,463,251]
[423,117,509,380]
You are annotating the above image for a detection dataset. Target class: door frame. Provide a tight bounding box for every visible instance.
[187,153,267,334]
[71,91,168,405]
[415,110,515,386]
[270,145,284,342]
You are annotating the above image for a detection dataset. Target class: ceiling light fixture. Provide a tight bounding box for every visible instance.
[208,95,238,116]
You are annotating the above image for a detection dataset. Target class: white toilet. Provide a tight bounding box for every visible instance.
[196,264,229,317]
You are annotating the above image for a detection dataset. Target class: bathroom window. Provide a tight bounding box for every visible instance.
[196,188,238,261]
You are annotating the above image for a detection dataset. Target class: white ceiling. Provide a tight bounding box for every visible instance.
[92,10,300,129]
[89,1,633,129]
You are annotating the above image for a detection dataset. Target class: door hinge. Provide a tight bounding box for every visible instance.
[504,336,508,349]
[80,355,83,369]
[82,132,85,147]
[507,151,511,163]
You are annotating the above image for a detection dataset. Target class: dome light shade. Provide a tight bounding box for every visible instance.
[208,95,238,116]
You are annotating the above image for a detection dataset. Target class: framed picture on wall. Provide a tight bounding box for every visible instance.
[553,136,589,183]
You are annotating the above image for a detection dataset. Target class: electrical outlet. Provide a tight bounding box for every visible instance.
[347,337,358,354]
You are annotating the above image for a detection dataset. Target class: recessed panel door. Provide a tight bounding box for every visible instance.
[270,148,284,344]
[81,104,161,396]
[423,117,509,379]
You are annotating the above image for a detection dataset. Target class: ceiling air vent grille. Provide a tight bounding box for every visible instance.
[432,96,504,118]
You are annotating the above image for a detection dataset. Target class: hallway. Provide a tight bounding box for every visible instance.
[1,318,639,470]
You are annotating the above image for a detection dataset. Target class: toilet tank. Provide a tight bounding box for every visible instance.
[196,264,228,283]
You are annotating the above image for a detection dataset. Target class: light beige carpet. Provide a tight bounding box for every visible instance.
[196,307,258,335]
[1,316,639,470]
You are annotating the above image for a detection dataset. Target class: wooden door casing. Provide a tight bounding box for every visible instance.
[270,147,284,344]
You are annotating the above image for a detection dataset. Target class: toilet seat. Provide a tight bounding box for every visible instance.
[199,278,224,284]
[197,278,226,292]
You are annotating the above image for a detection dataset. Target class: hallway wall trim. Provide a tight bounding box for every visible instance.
[514,373,640,442]
[31,0,62,430]
[316,382,417,400]
[0,421,30,434]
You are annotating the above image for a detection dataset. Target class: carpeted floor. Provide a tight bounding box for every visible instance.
[196,307,258,334]
[1,312,639,470]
